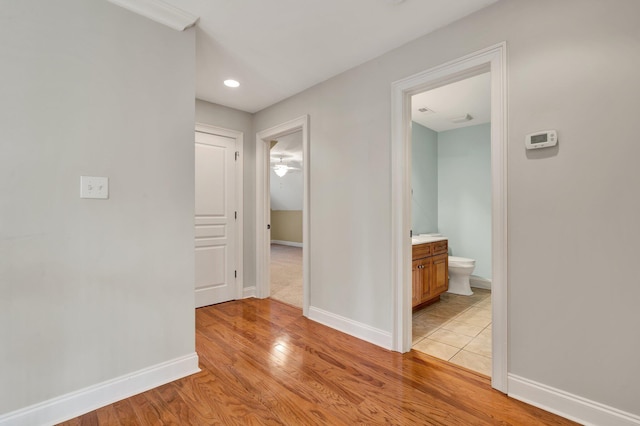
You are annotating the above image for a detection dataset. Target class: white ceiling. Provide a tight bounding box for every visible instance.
[161,0,498,113]
[270,131,303,169]
[411,72,491,132]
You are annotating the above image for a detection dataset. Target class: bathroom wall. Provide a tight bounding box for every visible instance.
[438,123,492,280]
[411,122,438,234]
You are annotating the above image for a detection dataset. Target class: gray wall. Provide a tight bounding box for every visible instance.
[195,99,256,288]
[0,0,195,414]
[411,122,439,234]
[254,0,640,416]
[438,124,491,280]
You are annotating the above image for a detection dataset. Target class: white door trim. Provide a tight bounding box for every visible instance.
[390,42,508,392]
[256,115,310,316]
[195,123,244,300]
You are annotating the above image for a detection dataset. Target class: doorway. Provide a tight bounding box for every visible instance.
[391,43,507,392]
[256,115,310,316]
[269,131,304,308]
[410,72,493,376]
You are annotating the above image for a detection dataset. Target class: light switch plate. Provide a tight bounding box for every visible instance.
[80,176,109,199]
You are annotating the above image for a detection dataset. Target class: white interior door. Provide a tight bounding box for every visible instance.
[195,131,237,308]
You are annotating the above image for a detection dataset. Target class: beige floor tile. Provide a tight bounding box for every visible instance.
[450,350,491,376]
[478,326,492,339]
[428,329,474,348]
[467,292,491,305]
[432,302,471,314]
[413,338,460,361]
[464,334,492,358]
[420,309,459,322]
[440,320,484,338]
[412,323,439,343]
[475,298,492,308]
[413,290,493,366]
[413,313,448,328]
[453,312,492,328]
[463,307,492,319]
[439,293,467,304]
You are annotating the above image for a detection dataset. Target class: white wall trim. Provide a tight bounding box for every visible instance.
[106,0,199,31]
[256,116,310,317]
[308,307,392,350]
[470,276,492,290]
[391,42,508,393]
[195,123,244,301]
[508,374,640,426]
[271,240,303,248]
[243,286,256,299]
[0,353,199,426]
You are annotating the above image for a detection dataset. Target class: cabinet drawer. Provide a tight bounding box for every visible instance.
[412,243,432,259]
[433,240,448,255]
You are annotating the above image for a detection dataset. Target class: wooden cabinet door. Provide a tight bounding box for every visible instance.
[431,253,448,295]
[412,241,448,308]
[412,259,422,307]
[412,258,432,307]
[418,257,432,305]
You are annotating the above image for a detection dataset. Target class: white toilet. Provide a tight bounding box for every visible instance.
[448,256,476,296]
[418,234,476,296]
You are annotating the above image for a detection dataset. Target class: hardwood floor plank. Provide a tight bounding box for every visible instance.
[199,303,498,425]
[195,328,350,425]
[111,399,139,425]
[94,405,121,426]
[58,299,577,426]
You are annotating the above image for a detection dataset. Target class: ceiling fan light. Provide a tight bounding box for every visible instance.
[274,164,288,177]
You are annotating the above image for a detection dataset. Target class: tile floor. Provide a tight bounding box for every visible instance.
[412,288,492,376]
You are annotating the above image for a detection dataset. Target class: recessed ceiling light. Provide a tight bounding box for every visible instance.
[224,79,240,88]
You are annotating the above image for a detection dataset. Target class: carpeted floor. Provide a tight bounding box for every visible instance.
[270,243,303,308]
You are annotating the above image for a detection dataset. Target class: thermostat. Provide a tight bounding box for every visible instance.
[525,130,557,150]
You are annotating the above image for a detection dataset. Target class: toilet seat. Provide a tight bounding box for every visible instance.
[448,256,475,267]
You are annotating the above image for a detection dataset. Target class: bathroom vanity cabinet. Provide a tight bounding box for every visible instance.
[412,240,449,308]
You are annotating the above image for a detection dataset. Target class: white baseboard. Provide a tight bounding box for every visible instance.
[308,306,392,350]
[0,353,200,426]
[271,240,303,248]
[470,275,492,290]
[508,374,640,426]
[243,285,256,298]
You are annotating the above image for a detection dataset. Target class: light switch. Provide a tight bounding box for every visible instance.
[80,176,109,199]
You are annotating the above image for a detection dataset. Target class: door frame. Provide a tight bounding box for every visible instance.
[195,122,244,300]
[256,115,310,316]
[390,43,508,392]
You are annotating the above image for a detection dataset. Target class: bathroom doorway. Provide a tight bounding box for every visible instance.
[410,73,493,376]
[391,44,507,392]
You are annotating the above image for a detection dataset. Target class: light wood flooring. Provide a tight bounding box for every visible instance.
[60,298,577,425]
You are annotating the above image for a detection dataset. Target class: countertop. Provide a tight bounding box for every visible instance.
[411,235,448,245]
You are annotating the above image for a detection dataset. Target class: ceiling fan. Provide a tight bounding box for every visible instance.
[271,156,301,177]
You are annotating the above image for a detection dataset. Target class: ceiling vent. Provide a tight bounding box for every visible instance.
[418,107,434,114]
[450,113,473,123]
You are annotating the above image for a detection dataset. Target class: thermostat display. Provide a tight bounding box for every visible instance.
[526,130,557,149]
